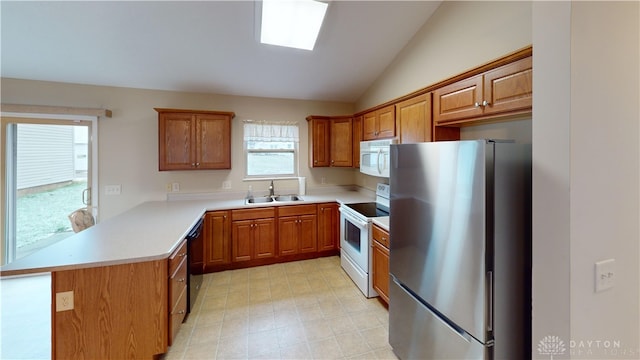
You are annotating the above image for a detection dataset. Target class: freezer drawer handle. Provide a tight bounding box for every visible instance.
[394,277,474,344]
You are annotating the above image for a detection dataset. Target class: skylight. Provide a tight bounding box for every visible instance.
[260,0,328,51]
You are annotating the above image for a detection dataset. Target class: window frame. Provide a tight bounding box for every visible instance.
[243,123,299,179]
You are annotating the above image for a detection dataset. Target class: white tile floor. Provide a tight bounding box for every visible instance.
[162,256,398,360]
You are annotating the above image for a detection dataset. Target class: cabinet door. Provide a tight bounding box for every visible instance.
[362,111,378,141]
[278,216,299,256]
[376,105,396,139]
[197,114,231,169]
[298,214,317,253]
[232,220,253,262]
[483,56,532,116]
[352,115,362,168]
[317,203,339,251]
[158,113,195,170]
[372,240,390,304]
[204,211,230,269]
[396,94,432,144]
[308,118,330,167]
[330,117,353,167]
[433,75,484,124]
[253,219,276,259]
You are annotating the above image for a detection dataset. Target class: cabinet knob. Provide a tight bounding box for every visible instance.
[474,102,480,108]
[196,162,200,167]
[178,278,185,282]
[482,100,490,106]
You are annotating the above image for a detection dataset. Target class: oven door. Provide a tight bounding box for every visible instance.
[339,206,370,272]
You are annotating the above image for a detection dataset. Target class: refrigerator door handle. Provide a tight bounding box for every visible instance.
[487,271,493,332]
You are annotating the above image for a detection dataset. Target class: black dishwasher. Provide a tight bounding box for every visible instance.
[185,216,204,314]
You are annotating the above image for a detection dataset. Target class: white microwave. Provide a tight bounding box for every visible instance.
[360,139,397,177]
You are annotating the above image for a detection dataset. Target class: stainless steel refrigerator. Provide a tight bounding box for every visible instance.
[389,140,531,359]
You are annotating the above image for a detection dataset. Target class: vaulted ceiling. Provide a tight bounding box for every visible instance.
[1,1,441,102]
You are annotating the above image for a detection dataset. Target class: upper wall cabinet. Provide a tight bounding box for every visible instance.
[433,56,532,125]
[363,104,395,140]
[330,117,353,167]
[156,108,235,171]
[307,116,353,168]
[395,93,432,143]
[307,117,331,167]
[352,115,362,168]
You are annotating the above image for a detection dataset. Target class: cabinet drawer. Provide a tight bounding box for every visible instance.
[169,240,187,276]
[232,207,276,221]
[169,259,187,308]
[168,287,187,346]
[278,204,317,217]
[372,225,390,248]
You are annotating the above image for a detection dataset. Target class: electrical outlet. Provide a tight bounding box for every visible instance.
[105,184,121,195]
[595,259,615,292]
[222,180,231,189]
[171,182,180,192]
[56,291,74,312]
[321,177,326,184]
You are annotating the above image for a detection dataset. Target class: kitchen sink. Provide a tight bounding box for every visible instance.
[245,194,303,205]
[245,196,274,204]
[274,195,303,202]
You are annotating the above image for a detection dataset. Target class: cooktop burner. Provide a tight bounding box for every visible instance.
[344,202,390,218]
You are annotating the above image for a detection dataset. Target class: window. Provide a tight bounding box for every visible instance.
[244,121,299,177]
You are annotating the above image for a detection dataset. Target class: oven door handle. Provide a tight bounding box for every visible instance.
[339,210,369,229]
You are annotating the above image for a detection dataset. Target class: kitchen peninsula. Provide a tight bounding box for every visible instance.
[0,187,375,359]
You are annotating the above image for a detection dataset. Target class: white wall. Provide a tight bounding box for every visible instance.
[533,1,639,358]
[569,1,639,357]
[532,2,572,357]
[0,79,356,220]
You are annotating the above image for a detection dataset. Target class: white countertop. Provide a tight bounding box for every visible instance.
[1,187,374,277]
[372,216,390,231]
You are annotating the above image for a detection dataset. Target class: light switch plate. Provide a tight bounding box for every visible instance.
[171,182,180,192]
[105,184,121,195]
[595,259,615,292]
[56,291,74,312]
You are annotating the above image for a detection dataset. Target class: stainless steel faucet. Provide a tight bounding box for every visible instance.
[268,180,275,197]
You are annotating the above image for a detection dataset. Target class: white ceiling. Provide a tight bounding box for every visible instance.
[1,1,441,103]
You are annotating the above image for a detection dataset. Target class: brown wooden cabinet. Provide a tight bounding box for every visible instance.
[307,116,354,168]
[317,202,339,252]
[352,115,362,168]
[330,117,353,167]
[278,204,317,256]
[156,108,235,171]
[433,56,532,125]
[307,117,330,167]
[168,240,188,345]
[371,225,390,304]
[231,207,276,262]
[363,104,396,140]
[203,210,231,272]
[396,93,432,143]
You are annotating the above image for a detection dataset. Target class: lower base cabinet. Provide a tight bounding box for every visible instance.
[231,207,276,262]
[203,210,231,271]
[372,224,390,304]
[201,202,340,273]
[317,202,339,251]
